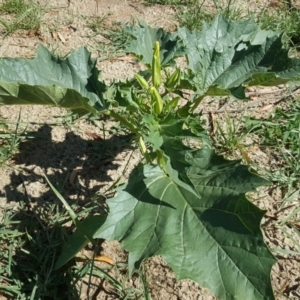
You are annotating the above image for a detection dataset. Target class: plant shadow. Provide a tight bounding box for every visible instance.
[1,123,135,206]
[0,122,135,298]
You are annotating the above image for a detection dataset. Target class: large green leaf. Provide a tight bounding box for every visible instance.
[124,21,184,67]
[142,112,210,151]
[140,112,210,181]
[94,150,275,300]
[0,45,107,114]
[178,15,300,99]
[123,16,300,103]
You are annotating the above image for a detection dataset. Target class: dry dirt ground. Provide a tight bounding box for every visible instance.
[0,0,300,299]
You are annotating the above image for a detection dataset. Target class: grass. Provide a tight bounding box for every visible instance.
[86,14,133,60]
[0,0,43,35]
[0,176,150,299]
[211,113,253,161]
[242,92,300,256]
[0,201,76,299]
[245,94,300,192]
[257,7,300,47]
[0,113,29,167]
[0,113,148,299]
[175,0,245,30]
[145,0,196,4]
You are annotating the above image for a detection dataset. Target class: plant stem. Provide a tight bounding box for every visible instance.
[138,136,152,163]
[105,110,139,134]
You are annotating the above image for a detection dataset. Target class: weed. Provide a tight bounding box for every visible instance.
[145,0,196,4]
[86,15,133,60]
[0,0,42,35]
[212,113,252,161]
[77,262,151,299]
[257,6,300,47]
[175,0,246,30]
[87,14,110,34]
[0,113,27,166]
[246,95,300,191]
[175,1,214,31]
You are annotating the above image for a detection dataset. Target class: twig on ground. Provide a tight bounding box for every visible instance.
[202,86,300,114]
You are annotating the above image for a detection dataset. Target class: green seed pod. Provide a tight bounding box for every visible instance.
[138,136,147,155]
[152,41,161,88]
[134,74,149,90]
[165,68,181,90]
[150,86,163,115]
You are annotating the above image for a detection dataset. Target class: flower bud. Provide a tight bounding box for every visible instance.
[150,86,163,115]
[134,74,149,90]
[138,136,147,155]
[152,41,161,88]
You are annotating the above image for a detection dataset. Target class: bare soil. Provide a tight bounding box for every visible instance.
[0,0,300,299]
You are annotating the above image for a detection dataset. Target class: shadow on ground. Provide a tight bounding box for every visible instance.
[2,124,134,205]
[0,123,134,299]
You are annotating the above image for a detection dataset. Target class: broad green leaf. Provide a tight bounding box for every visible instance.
[142,112,210,153]
[0,45,107,115]
[123,15,300,103]
[178,14,300,99]
[124,21,184,67]
[95,152,275,300]
[277,58,300,79]
[246,73,288,86]
[141,113,210,178]
[54,215,106,270]
[185,147,269,196]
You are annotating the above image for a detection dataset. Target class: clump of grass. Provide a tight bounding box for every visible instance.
[245,95,300,192]
[145,0,196,4]
[0,0,43,35]
[175,0,246,31]
[257,6,300,47]
[244,92,300,257]
[0,197,150,298]
[0,199,84,299]
[87,14,132,48]
[214,115,245,153]
[86,15,134,60]
[175,1,214,31]
[211,112,253,162]
[0,208,25,299]
[0,0,29,14]
[0,114,26,166]
[86,14,109,34]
